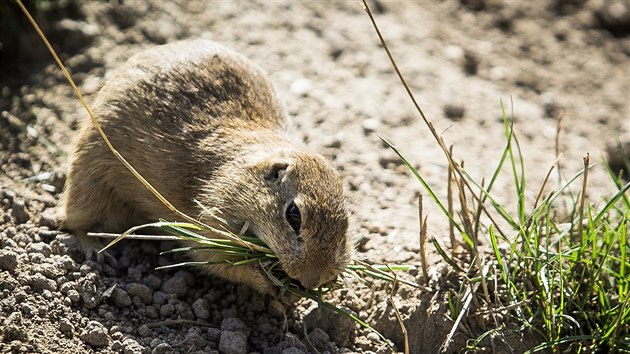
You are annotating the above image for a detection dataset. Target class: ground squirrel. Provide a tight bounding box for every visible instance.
[59,39,352,293]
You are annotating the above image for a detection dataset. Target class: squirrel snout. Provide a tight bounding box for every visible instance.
[296,272,323,289]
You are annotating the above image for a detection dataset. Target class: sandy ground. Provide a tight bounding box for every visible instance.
[1,0,629,353]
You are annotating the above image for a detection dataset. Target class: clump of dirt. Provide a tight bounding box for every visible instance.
[1,0,628,353]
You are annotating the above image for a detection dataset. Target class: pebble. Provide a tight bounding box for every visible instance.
[143,274,162,290]
[122,338,144,354]
[307,328,330,351]
[67,289,81,303]
[21,302,34,317]
[161,274,189,297]
[111,288,132,307]
[290,78,313,96]
[175,302,195,320]
[38,209,57,228]
[126,283,153,304]
[192,298,210,320]
[366,332,380,342]
[152,291,170,306]
[59,318,74,334]
[282,348,305,354]
[597,0,630,32]
[80,321,110,347]
[361,118,381,134]
[55,19,99,52]
[443,103,465,120]
[138,325,151,337]
[220,317,249,334]
[218,331,247,354]
[27,242,52,257]
[207,327,221,342]
[30,273,57,292]
[152,343,172,354]
[11,200,30,224]
[160,303,175,317]
[0,250,18,271]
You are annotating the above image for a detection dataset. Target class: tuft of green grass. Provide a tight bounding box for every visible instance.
[103,218,421,349]
[381,104,630,353]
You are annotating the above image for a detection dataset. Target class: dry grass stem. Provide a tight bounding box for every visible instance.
[447,145,456,252]
[578,153,589,241]
[386,265,409,354]
[418,194,428,279]
[87,232,179,241]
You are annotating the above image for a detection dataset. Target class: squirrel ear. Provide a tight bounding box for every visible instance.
[264,162,289,183]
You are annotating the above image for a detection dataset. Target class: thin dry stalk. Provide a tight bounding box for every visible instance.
[577,153,590,241]
[145,319,214,328]
[555,112,564,186]
[440,285,475,353]
[16,0,264,252]
[456,161,474,240]
[418,194,429,279]
[472,177,486,242]
[533,155,562,209]
[386,265,409,354]
[87,232,179,241]
[447,145,457,252]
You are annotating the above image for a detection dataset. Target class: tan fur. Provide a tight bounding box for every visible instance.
[58,39,351,293]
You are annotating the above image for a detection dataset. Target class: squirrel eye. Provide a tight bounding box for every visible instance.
[285,201,301,233]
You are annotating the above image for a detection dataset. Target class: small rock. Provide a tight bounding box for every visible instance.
[175,302,195,320]
[290,78,312,96]
[218,331,247,354]
[0,250,18,271]
[162,275,188,297]
[361,118,381,134]
[30,273,57,292]
[80,321,110,347]
[27,242,52,257]
[111,288,132,307]
[366,331,380,342]
[138,325,151,337]
[11,200,30,224]
[60,318,74,334]
[3,312,27,341]
[152,343,172,354]
[112,340,123,352]
[192,298,210,320]
[304,306,356,347]
[463,50,480,75]
[160,303,175,317]
[143,274,162,290]
[38,209,57,228]
[67,289,81,303]
[55,19,99,52]
[127,283,153,304]
[607,139,630,179]
[596,0,630,33]
[307,328,330,351]
[21,302,34,317]
[282,348,305,354]
[207,327,221,342]
[443,104,465,120]
[122,338,144,354]
[220,317,249,334]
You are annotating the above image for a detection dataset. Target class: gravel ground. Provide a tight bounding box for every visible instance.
[1,0,628,353]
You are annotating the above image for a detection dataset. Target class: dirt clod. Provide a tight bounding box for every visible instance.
[80,320,110,347]
[218,331,247,354]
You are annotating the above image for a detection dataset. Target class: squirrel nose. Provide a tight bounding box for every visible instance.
[297,273,321,289]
